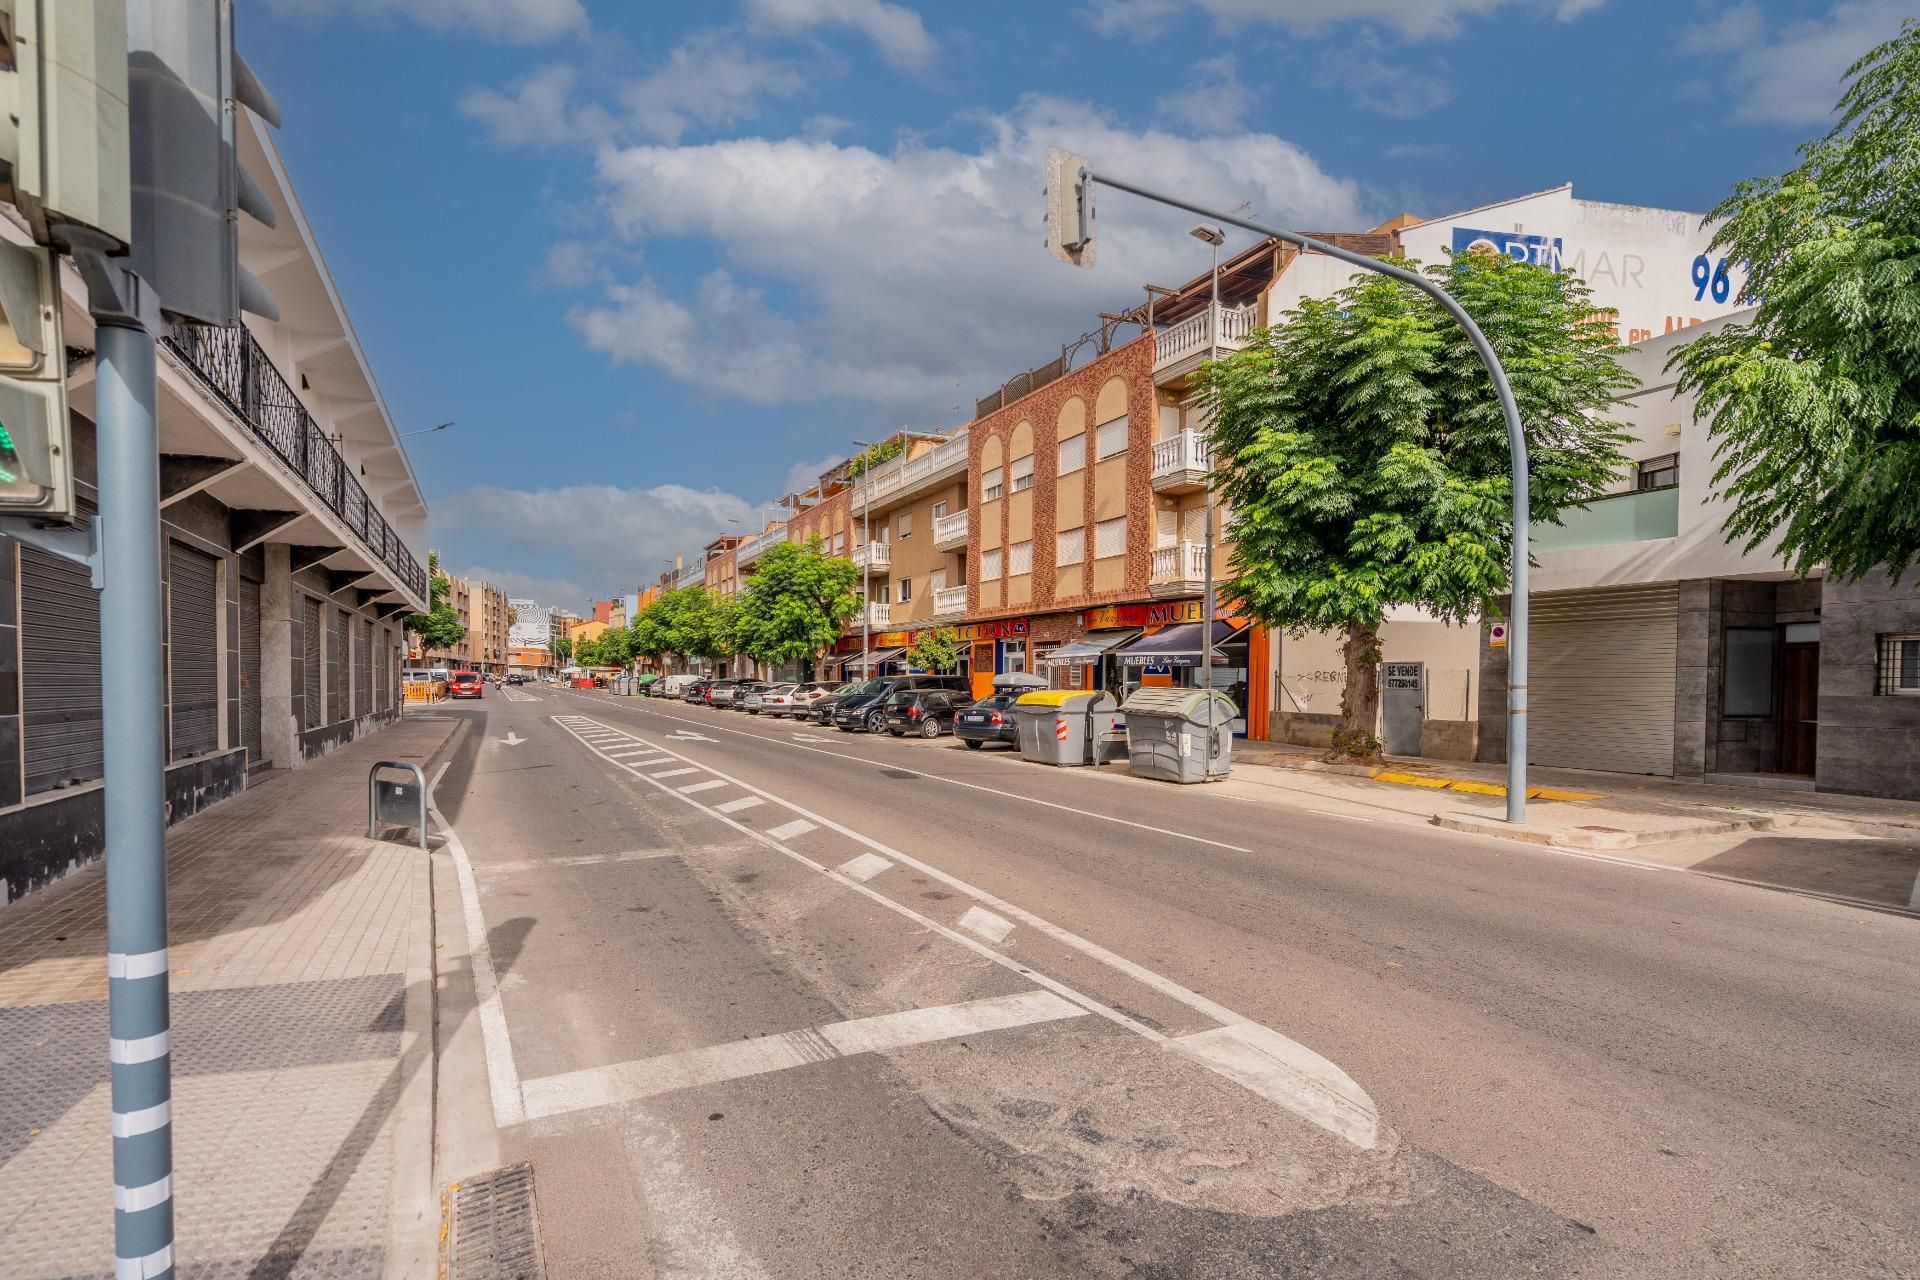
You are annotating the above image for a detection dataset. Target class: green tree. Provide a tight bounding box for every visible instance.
[406,552,466,652]
[549,633,572,665]
[907,625,964,673]
[1670,22,1920,582]
[730,537,862,668]
[1203,252,1632,760]
[847,438,905,476]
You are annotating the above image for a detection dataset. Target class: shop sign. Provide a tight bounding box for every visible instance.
[1082,601,1248,629]
[906,618,1028,644]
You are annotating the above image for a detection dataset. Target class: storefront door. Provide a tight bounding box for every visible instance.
[1779,641,1819,775]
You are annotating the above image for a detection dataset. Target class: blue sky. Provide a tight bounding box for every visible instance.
[245,0,1907,608]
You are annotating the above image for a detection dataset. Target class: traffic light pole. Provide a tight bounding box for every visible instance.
[1082,170,1531,823]
[96,314,176,1280]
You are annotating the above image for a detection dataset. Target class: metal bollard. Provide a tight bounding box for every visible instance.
[368,762,430,850]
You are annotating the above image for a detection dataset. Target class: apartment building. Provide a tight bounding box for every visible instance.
[420,572,510,674]
[1,109,430,903]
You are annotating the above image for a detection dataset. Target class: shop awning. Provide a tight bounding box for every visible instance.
[847,647,905,671]
[1043,629,1144,666]
[1117,620,1248,667]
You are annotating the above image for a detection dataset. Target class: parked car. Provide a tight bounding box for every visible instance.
[809,681,863,725]
[746,683,796,715]
[706,679,746,708]
[955,692,1023,749]
[505,672,530,685]
[448,670,485,699]
[773,681,839,720]
[682,679,714,703]
[831,675,969,733]
[881,689,969,738]
[655,674,696,699]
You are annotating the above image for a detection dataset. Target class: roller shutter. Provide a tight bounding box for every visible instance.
[240,578,262,764]
[167,542,220,760]
[329,607,349,723]
[356,617,372,717]
[20,529,104,794]
[1528,586,1678,776]
[302,596,322,730]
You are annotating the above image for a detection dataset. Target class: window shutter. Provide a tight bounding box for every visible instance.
[1056,527,1084,566]
[981,467,1004,501]
[980,548,1003,580]
[1095,516,1127,559]
[1157,405,1181,441]
[899,511,912,537]
[1096,416,1128,460]
[929,568,947,592]
[1010,455,1034,491]
[1057,434,1084,475]
[1009,541,1032,575]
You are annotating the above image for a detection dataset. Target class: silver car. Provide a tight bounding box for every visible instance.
[776,681,839,719]
[750,683,798,715]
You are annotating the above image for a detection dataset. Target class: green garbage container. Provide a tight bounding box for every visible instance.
[1120,688,1237,782]
[1013,689,1120,766]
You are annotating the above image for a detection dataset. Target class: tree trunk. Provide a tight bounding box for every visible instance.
[1333,619,1384,761]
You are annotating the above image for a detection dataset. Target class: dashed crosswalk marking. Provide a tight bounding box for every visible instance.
[678,780,727,795]
[650,767,700,780]
[765,819,816,841]
[793,734,830,743]
[837,852,893,882]
[715,796,765,814]
[957,906,1015,944]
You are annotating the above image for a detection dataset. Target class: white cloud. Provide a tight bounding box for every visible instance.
[571,96,1371,412]
[540,240,611,289]
[1694,0,1909,124]
[266,0,587,42]
[459,64,581,146]
[782,454,846,496]
[437,483,759,603]
[449,564,593,613]
[1087,0,1602,41]
[1315,44,1453,117]
[1157,55,1256,133]
[744,0,937,69]
[619,31,809,143]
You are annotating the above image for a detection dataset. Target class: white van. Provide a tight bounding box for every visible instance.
[655,674,697,698]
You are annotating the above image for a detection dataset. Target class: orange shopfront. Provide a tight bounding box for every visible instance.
[1043,600,1269,740]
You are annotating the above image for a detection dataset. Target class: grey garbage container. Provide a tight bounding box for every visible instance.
[1013,689,1120,766]
[1120,688,1238,782]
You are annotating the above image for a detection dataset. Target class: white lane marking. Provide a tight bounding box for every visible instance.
[678,780,728,795]
[793,734,830,743]
[715,795,766,814]
[1172,1023,1379,1149]
[766,819,816,840]
[957,906,1015,945]
[667,732,714,742]
[615,699,1253,854]
[551,715,1382,1148]
[520,990,1086,1122]
[649,767,700,780]
[482,849,690,874]
[837,852,893,882]
[429,770,526,1128]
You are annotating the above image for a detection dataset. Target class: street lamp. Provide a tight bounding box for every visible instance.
[398,420,454,439]
[1189,224,1224,698]
[852,438,875,681]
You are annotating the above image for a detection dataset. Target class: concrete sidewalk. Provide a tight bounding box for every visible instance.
[0,714,462,1279]
[1230,740,1920,912]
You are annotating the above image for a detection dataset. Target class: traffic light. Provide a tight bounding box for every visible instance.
[0,0,132,250]
[126,0,280,326]
[1044,147,1094,268]
[0,237,70,515]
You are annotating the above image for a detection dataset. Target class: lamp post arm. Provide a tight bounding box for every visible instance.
[1088,170,1530,822]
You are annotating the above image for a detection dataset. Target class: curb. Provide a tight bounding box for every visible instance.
[1236,753,1604,803]
[1432,811,1780,849]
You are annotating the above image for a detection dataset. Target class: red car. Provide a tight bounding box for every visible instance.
[448,670,485,699]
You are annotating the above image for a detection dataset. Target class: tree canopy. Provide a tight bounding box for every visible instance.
[729,538,861,666]
[907,626,964,673]
[406,552,466,652]
[1203,250,1632,756]
[631,587,726,663]
[1669,21,1920,582]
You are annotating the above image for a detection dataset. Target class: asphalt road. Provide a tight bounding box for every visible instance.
[429,686,1919,1278]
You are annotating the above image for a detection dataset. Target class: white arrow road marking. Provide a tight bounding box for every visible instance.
[667,732,714,742]
[501,731,527,746]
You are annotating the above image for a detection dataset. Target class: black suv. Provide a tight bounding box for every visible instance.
[831,675,969,733]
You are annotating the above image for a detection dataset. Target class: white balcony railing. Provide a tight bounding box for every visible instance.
[932,585,968,616]
[852,434,969,513]
[851,541,891,572]
[674,564,706,589]
[734,525,790,567]
[1150,540,1209,585]
[932,509,968,548]
[1153,304,1256,370]
[1151,430,1210,481]
[860,602,890,628]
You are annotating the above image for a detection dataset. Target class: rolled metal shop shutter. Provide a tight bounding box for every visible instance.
[303,596,323,730]
[20,534,104,794]
[356,617,372,717]
[1527,585,1678,776]
[240,577,263,764]
[329,607,349,723]
[167,542,220,760]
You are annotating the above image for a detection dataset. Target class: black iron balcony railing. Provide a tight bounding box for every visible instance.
[163,322,427,602]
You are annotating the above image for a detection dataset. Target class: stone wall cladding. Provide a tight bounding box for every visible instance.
[1816,569,1920,800]
[967,335,1157,622]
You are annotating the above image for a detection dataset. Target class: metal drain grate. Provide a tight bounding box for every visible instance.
[447,1163,546,1280]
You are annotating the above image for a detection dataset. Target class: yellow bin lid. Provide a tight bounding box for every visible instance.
[1014,689,1080,708]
